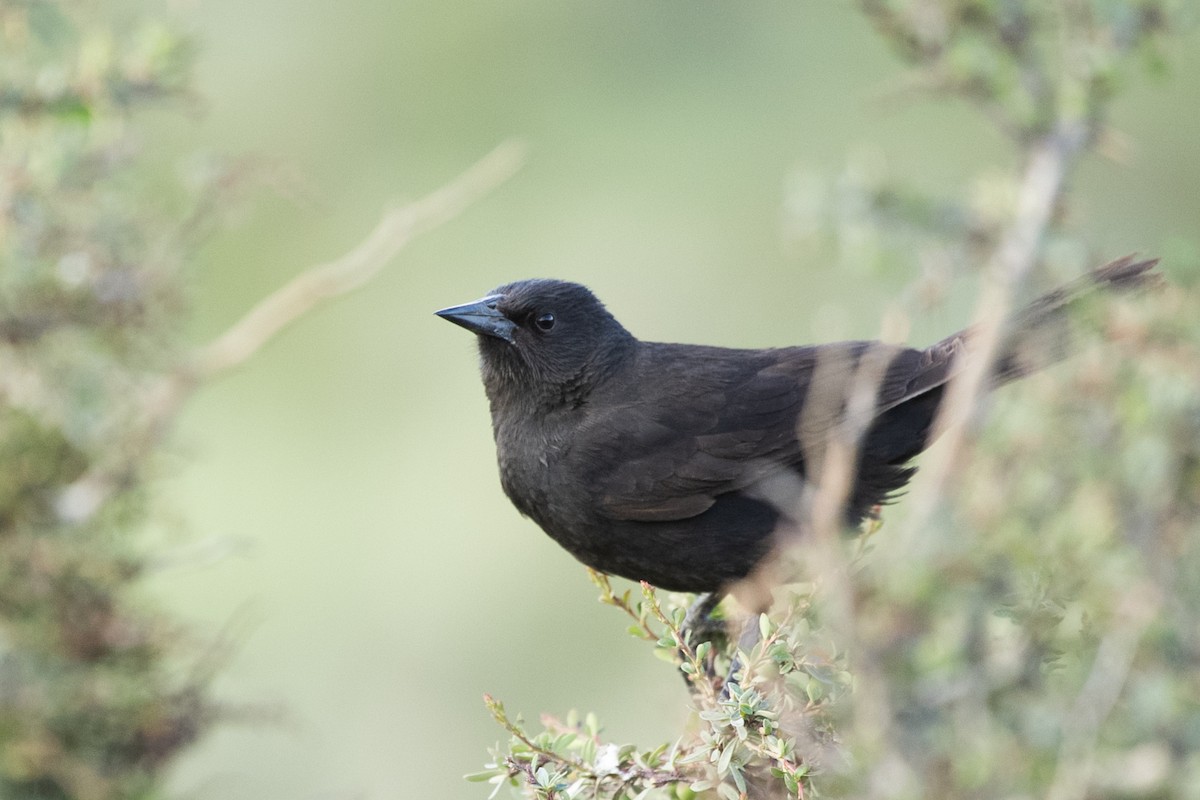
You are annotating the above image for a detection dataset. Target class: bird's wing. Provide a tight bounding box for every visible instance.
[579,369,804,521]
[574,344,873,522]
[575,341,948,524]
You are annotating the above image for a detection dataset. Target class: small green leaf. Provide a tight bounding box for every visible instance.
[717,781,741,800]
[464,769,501,782]
[717,742,735,774]
[653,647,679,664]
[730,764,746,793]
[677,748,711,765]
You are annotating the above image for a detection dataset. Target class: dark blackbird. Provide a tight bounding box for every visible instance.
[437,257,1157,595]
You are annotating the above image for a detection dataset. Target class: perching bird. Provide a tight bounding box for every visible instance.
[437,257,1157,597]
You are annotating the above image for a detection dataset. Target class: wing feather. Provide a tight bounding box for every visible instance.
[576,346,811,522]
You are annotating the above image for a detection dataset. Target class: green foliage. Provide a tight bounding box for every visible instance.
[475,2,1199,799]
[822,277,1200,798]
[859,0,1177,137]
[474,582,843,800]
[0,2,214,798]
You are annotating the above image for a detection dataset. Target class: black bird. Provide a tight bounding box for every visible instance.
[437,257,1157,597]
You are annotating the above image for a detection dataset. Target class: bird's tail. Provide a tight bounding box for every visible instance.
[917,255,1160,391]
[988,254,1160,386]
[841,255,1157,521]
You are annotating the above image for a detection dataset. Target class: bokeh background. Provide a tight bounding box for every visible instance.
[145,2,1200,798]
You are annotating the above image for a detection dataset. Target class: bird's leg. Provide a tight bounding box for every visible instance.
[676,592,727,690]
[682,591,725,641]
[722,614,764,697]
[674,595,765,695]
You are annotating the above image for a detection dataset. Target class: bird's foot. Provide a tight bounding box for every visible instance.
[721,614,764,699]
[676,592,728,690]
[682,591,726,642]
[677,593,767,696]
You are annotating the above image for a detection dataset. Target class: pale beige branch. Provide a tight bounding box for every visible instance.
[796,121,1091,798]
[899,122,1087,540]
[809,345,919,797]
[741,342,918,794]
[55,141,525,525]
[188,139,526,381]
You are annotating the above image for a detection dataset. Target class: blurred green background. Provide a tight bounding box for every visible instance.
[146,2,1200,798]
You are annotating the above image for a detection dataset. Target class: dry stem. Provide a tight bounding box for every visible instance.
[57,141,524,524]
[187,140,525,381]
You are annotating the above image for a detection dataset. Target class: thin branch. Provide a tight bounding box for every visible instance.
[187,139,526,381]
[641,582,720,705]
[55,141,525,525]
[484,695,594,777]
[805,344,919,795]
[588,569,660,641]
[898,121,1088,543]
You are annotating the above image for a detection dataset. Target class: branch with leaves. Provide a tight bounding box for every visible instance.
[474,584,842,800]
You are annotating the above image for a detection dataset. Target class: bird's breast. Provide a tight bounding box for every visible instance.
[492,413,575,529]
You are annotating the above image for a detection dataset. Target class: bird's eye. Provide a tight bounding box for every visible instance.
[534,312,556,332]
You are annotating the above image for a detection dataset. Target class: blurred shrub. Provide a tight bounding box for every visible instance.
[0,2,214,799]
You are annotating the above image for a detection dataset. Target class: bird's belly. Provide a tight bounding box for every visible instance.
[509,477,782,593]
[495,436,571,529]
[494,422,784,593]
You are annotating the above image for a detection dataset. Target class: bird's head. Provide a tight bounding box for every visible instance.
[436,279,635,408]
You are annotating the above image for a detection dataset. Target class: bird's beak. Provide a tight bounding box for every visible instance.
[434,294,517,344]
